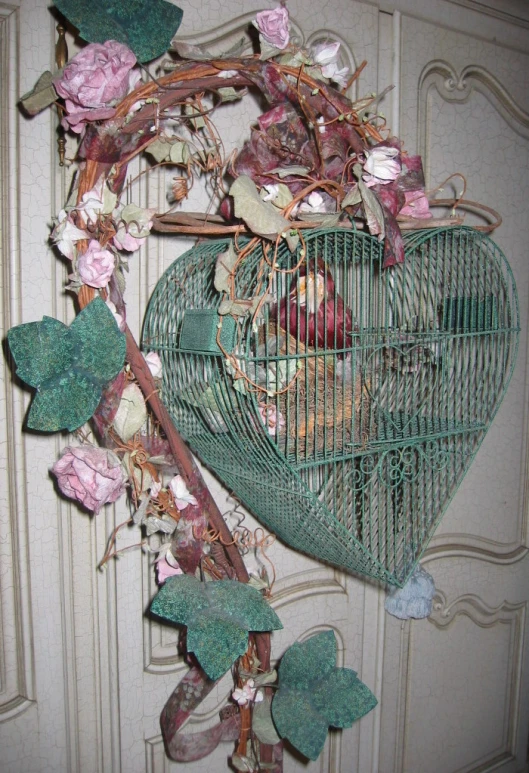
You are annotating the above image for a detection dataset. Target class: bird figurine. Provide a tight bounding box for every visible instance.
[276,258,356,353]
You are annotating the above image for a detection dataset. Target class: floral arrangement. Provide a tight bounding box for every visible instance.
[11,2,496,770]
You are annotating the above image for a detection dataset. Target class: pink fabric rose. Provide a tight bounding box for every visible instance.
[255,7,290,49]
[77,240,115,288]
[52,445,126,514]
[399,190,432,219]
[54,40,140,133]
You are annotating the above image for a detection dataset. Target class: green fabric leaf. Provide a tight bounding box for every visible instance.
[230,176,290,240]
[272,690,328,760]
[150,576,283,680]
[69,296,127,385]
[53,0,183,63]
[27,371,101,432]
[272,631,377,761]
[7,297,126,432]
[187,613,249,680]
[7,317,72,387]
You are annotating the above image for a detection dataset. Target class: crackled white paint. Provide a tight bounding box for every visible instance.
[2,2,529,772]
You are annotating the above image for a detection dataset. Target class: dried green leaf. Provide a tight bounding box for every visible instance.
[230,176,289,240]
[218,86,246,103]
[341,187,362,209]
[268,166,311,178]
[214,242,238,294]
[169,141,189,164]
[113,383,147,442]
[252,696,281,745]
[20,70,59,115]
[145,138,172,163]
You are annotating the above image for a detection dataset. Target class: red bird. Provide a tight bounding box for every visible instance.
[277,258,355,353]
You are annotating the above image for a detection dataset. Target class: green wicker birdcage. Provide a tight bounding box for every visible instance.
[142,226,519,586]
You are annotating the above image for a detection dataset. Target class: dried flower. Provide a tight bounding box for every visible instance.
[143,351,163,379]
[52,210,88,260]
[52,445,126,514]
[155,550,183,585]
[255,7,290,50]
[105,300,125,332]
[299,191,327,214]
[258,404,286,435]
[77,240,115,288]
[232,678,264,707]
[399,190,432,219]
[312,41,349,88]
[363,146,401,187]
[169,475,198,510]
[54,40,140,133]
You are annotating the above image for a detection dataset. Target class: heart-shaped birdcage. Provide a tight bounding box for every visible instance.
[143,227,518,586]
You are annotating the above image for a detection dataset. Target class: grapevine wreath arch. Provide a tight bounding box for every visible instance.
[10,2,518,769]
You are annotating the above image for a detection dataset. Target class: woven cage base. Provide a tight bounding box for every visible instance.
[143,227,518,586]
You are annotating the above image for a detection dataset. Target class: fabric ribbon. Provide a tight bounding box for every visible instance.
[161,666,241,762]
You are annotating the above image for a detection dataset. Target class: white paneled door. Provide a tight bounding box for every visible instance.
[2,1,529,772]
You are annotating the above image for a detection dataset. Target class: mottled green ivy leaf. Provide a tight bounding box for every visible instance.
[69,296,127,385]
[272,631,377,760]
[230,176,290,240]
[28,371,102,433]
[7,297,126,432]
[150,575,283,680]
[53,0,183,63]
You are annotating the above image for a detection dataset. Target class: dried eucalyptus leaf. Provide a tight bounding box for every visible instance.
[230,176,289,240]
[214,242,238,294]
[145,514,178,535]
[113,383,147,442]
[218,86,246,102]
[252,696,281,745]
[341,187,362,208]
[169,141,189,164]
[268,166,311,178]
[253,669,277,687]
[20,70,59,115]
[185,103,205,130]
[231,753,257,772]
[132,496,151,525]
[261,183,293,210]
[145,138,171,163]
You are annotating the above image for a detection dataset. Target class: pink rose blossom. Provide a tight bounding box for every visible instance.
[399,190,432,219]
[54,40,140,133]
[255,7,290,49]
[52,445,126,514]
[169,475,198,510]
[77,239,115,288]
